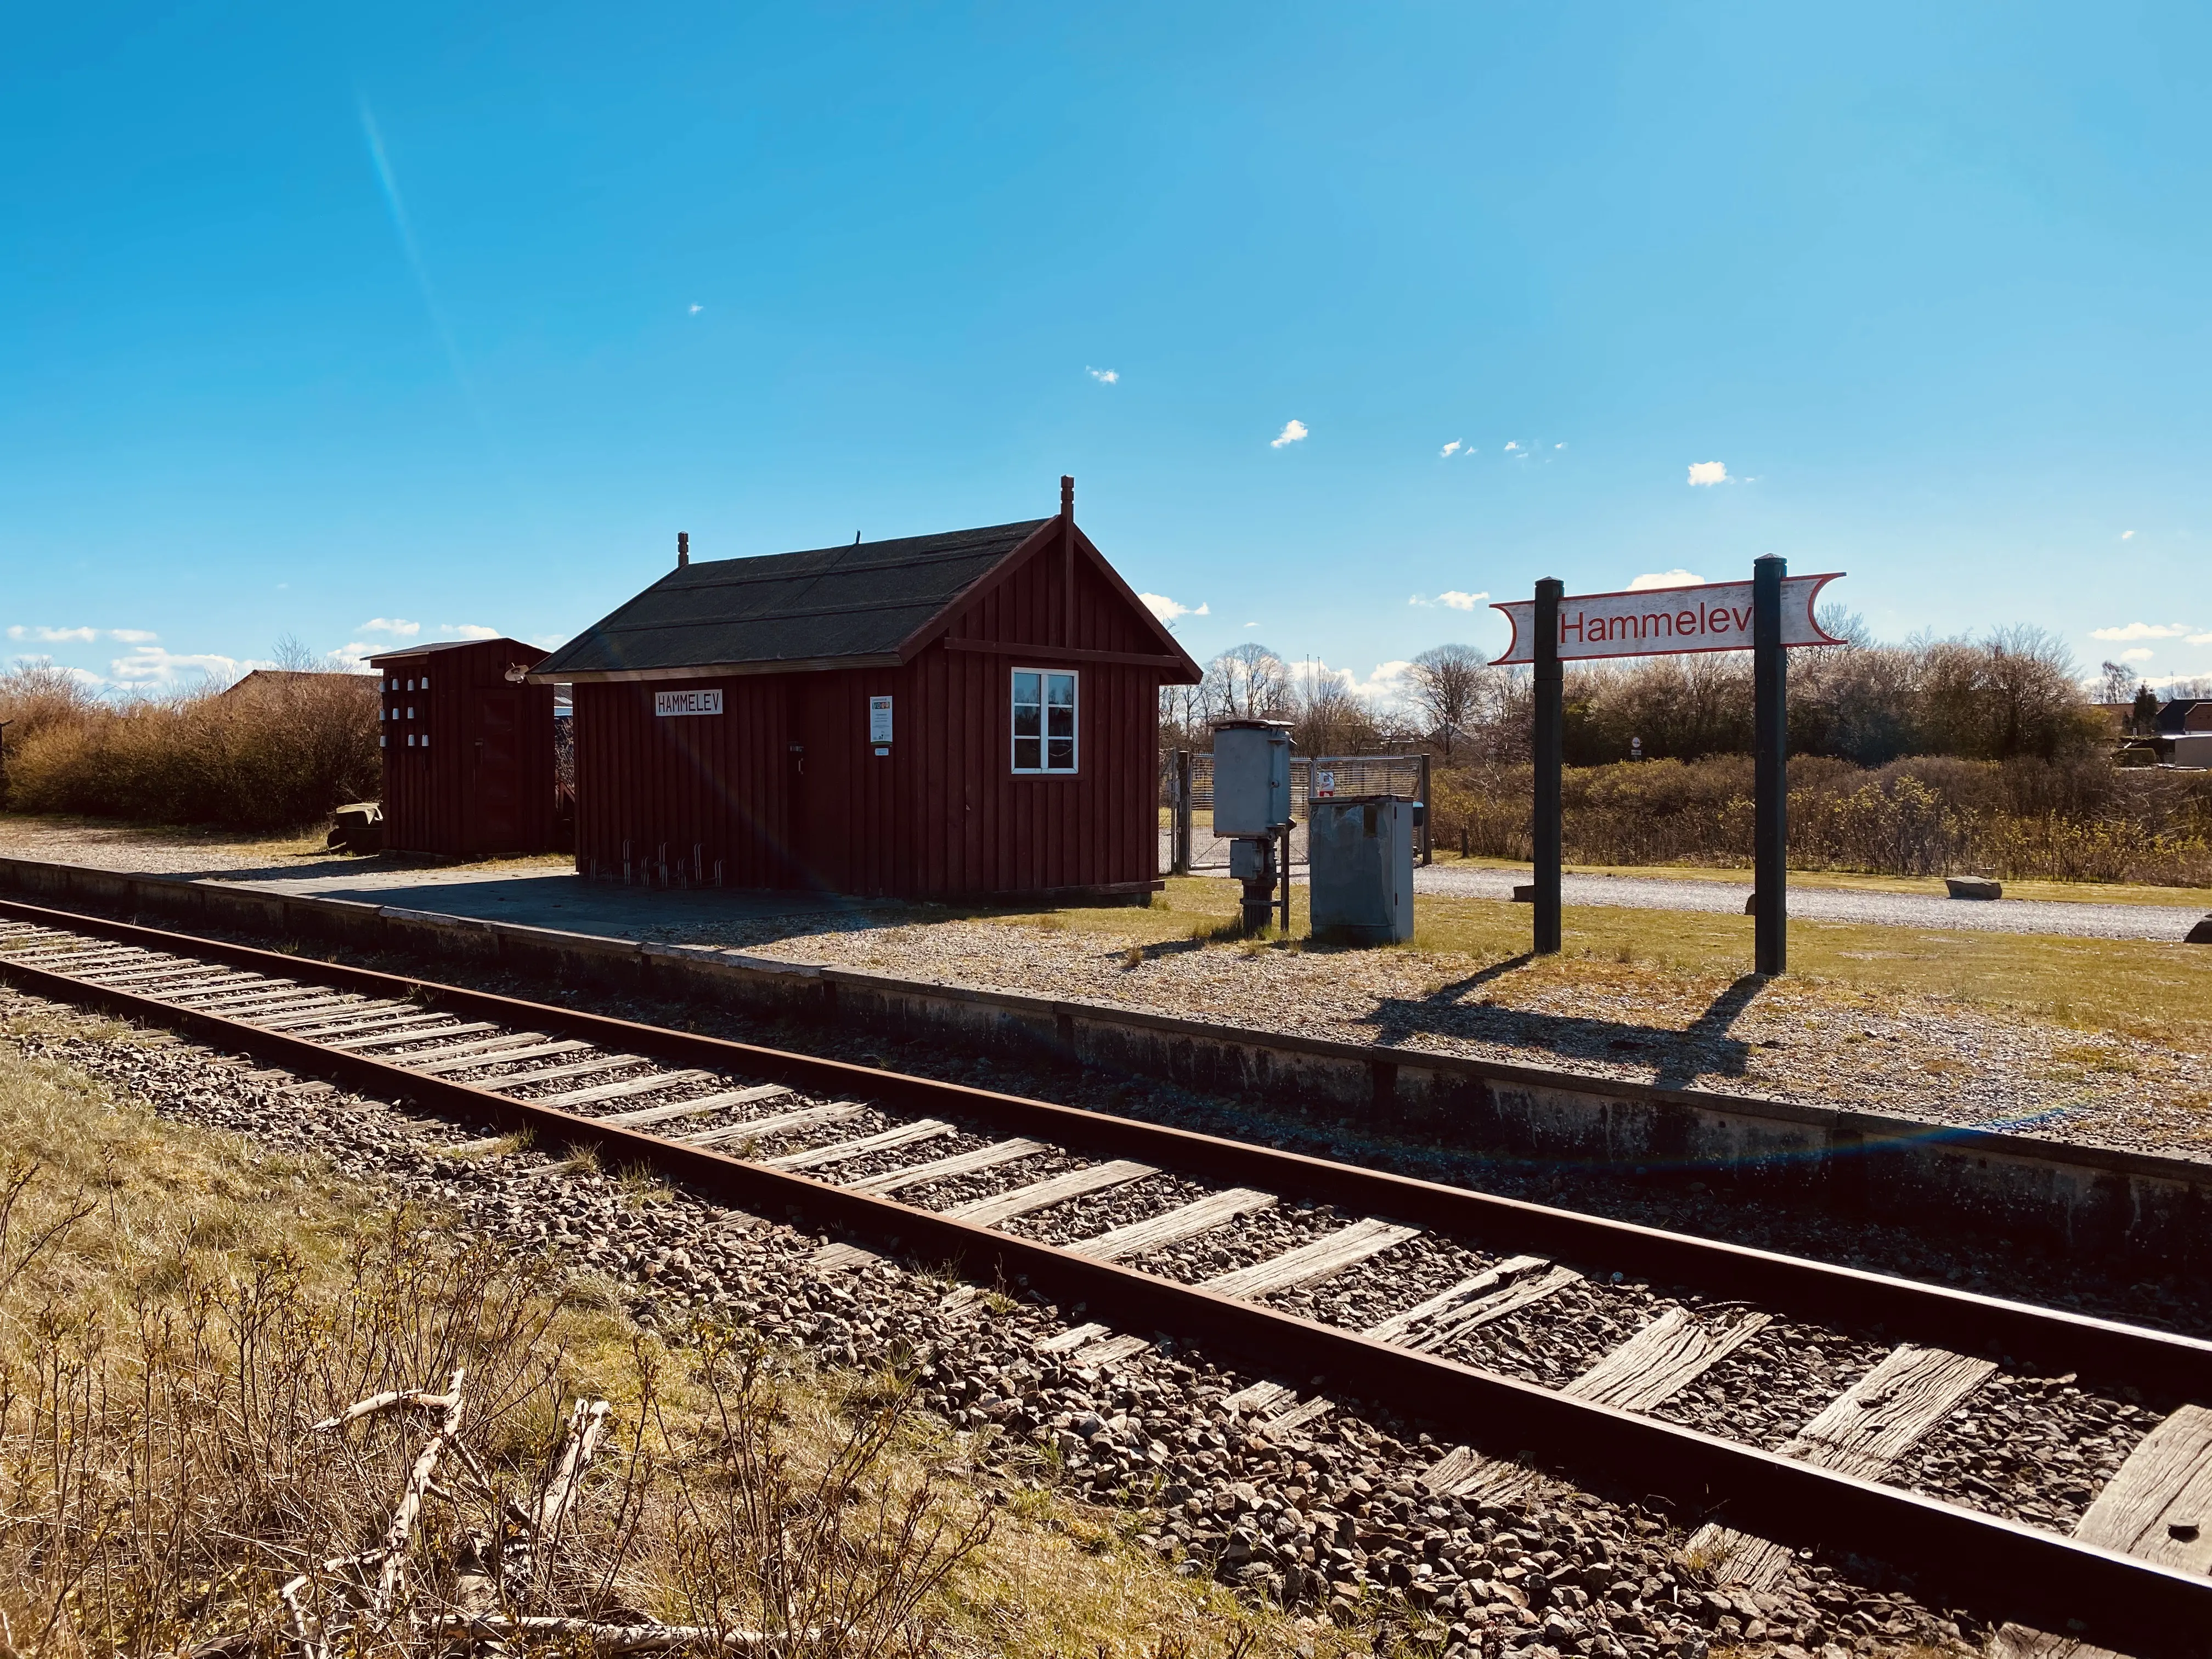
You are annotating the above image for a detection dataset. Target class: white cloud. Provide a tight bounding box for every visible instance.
[1270,419,1308,449]
[1687,461,1729,486]
[2120,648,2156,662]
[7,625,98,644]
[1139,592,1209,623]
[2120,530,2135,540]
[1628,569,1706,590]
[361,617,422,636]
[2090,622,2193,641]
[109,629,158,644]
[109,645,262,686]
[688,303,703,314]
[1243,621,1261,629]
[1504,441,1521,452]
[441,624,501,640]
[2190,631,2212,646]
[335,643,376,670]
[1351,659,1414,702]
[1087,366,1119,383]
[1555,442,1567,450]
[1440,440,1462,458]
[1409,591,1488,611]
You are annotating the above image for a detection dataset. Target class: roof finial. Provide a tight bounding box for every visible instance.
[1060,475,1074,518]
[676,531,690,568]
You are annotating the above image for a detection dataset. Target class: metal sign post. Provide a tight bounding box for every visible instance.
[1533,578,1564,955]
[1496,564,1843,973]
[1752,555,1787,975]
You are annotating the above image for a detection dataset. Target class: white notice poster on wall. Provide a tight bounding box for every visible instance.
[868,695,893,744]
[654,689,724,717]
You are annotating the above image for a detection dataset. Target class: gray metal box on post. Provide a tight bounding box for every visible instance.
[1308,795,1415,944]
[1210,720,1292,834]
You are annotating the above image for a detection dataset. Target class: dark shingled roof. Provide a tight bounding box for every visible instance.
[534,520,1054,679]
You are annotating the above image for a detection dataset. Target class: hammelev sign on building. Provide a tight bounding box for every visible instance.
[1489,572,1844,665]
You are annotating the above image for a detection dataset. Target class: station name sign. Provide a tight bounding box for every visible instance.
[654,688,724,717]
[1491,573,1844,665]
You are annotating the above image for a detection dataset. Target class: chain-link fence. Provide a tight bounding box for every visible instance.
[1158,750,1430,872]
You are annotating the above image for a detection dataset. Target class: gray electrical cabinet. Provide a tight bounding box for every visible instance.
[1211,720,1293,834]
[1308,794,1415,944]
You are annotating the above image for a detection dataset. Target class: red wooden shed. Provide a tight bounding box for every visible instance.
[370,636,559,857]
[531,479,1202,901]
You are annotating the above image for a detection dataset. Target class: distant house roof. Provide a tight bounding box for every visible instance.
[2156,698,2212,734]
[218,669,373,697]
[365,636,545,666]
[532,515,1197,683]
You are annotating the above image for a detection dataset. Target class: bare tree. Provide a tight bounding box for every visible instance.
[2098,661,2136,706]
[1404,645,1485,759]
[1204,643,1289,722]
[1286,659,1381,755]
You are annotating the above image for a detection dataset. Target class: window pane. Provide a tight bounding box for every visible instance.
[1048,737,1075,770]
[1013,672,1041,705]
[1046,705,1073,738]
[1014,706,1041,737]
[1047,673,1075,706]
[1014,737,1042,770]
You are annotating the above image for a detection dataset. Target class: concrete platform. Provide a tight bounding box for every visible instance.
[235,861,888,943]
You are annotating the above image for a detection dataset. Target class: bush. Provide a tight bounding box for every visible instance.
[1,665,377,832]
[1431,754,2212,885]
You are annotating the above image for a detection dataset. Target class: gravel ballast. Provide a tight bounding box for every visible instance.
[5,988,2143,1659]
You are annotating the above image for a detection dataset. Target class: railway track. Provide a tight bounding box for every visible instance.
[1,894,2208,1658]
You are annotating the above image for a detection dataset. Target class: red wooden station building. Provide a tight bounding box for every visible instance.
[531,479,1201,901]
[370,636,559,857]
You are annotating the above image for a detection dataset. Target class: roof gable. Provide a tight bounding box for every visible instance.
[533,519,1056,681]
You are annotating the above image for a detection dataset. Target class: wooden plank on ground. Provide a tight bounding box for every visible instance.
[1223,1380,1296,1415]
[527,1068,712,1108]
[1037,1322,1113,1355]
[944,1160,1158,1226]
[681,1102,866,1148]
[1073,1335,1154,1370]
[601,1084,792,1128]
[87,964,247,988]
[405,1039,593,1074]
[328,1022,507,1053]
[284,1010,454,1039]
[1568,1307,1775,1413]
[462,1052,646,1089]
[764,1119,952,1171]
[1065,1188,1276,1262]
[1200,1217,1421,1300]
[1405,1265,1583,1352]
[1362,1255,1548,1344]
[1989,1402,2212,1659]
[1433,1306,1774,1503]
[845,1137,1043,1195]
[1685,1344,1996,1589]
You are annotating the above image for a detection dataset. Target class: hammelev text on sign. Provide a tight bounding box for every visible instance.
[1489,573,1844,665]
[654,688,724,717]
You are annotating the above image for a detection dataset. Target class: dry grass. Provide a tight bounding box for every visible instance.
[0,663,379,832]
[972,877,2212,1050]
[0,1013,1348,1659]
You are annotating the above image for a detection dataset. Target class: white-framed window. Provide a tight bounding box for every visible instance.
[1011,668,1077,774]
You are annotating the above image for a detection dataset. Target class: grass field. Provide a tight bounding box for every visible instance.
[977,875,2212,1050]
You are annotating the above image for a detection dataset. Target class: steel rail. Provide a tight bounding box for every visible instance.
[2,900,2209,1655]
[4,896,2206,1393]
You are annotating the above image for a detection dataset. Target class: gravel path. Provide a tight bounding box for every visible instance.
[2,995,2001,1659]
[1409,866,2209,943]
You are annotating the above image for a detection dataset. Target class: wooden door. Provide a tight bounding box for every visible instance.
[474,693,520,852]
[786,682,848,891]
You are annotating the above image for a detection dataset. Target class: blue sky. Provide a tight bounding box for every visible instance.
[5,3,2210,698]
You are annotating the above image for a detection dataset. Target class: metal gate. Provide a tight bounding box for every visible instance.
[1159,751,1430,873]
